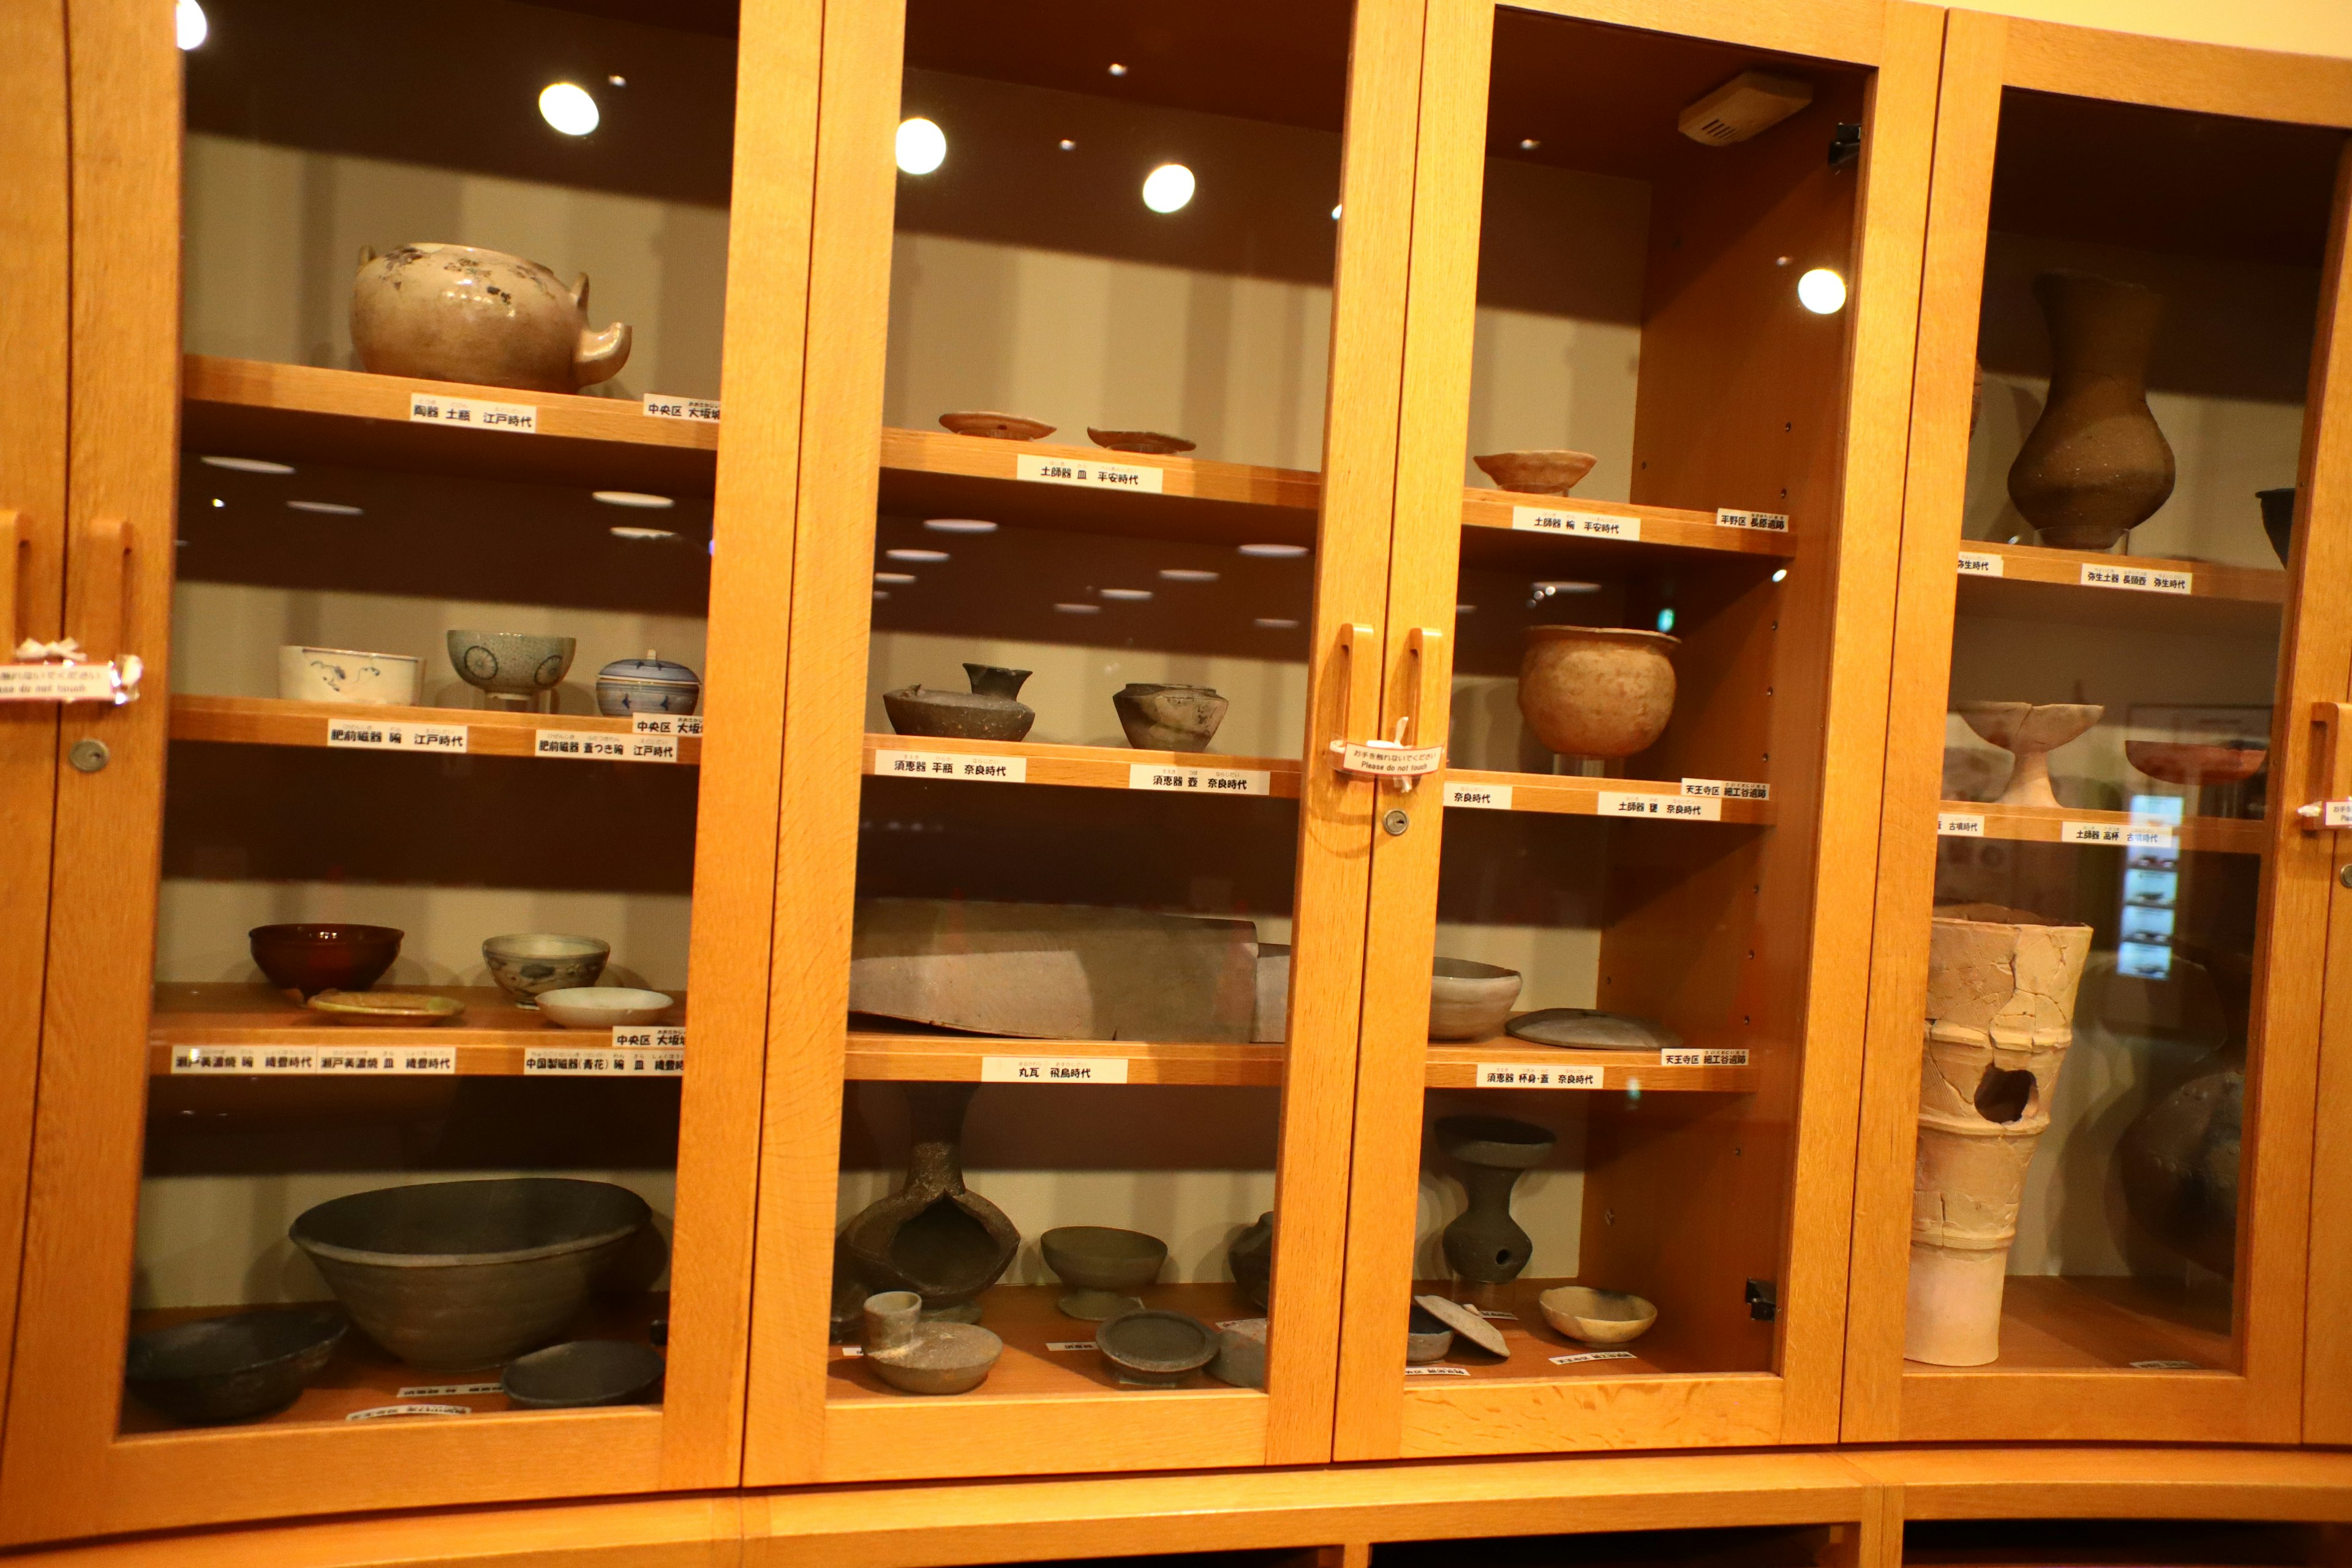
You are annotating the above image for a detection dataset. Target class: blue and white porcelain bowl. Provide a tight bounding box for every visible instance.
[447,630,575,700]
[595,651,701,717]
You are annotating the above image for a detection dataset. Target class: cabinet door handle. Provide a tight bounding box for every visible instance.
[1334,621,1378,747]
[1404,625,1447,757]
[80,514,134,662]
[0,509,20,650]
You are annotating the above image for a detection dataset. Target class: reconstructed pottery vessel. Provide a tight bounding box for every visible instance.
[249,923,402,998]
[883,664,1036,742]
[1089,428,1194,454]
[595,651,700,717]
[1227,1212,1275,1309]
[1518,627,1678,760]
[1428,958,1523,1041]
[125,1310,346,1424]
[502,1340,665,1408]
[1956,701,2102,809]
[277,646,420,707]
[1505,1008,1681,1050]
[1537,1285,1657,1345]
[1473,450,1599,496]
[838,1082,1019,1321]
[352,244,630,393]
[1113,683,1228,752]
[1040,1226,1166,1321]
[483,933,610,1007]
[940,410,1054,440]
[1096,1309,1218,1387]
[2007,271,2175,551]
[2120,944,2247,1278]
[861,1290,1002,1395]
[1907,903,2093,1366]
[1436,1114,1555,1284]
[2258,487,2296,566]
[1412,1294,1507,1359]
[448,631,575,705]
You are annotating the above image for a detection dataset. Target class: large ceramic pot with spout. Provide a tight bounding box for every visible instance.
[351,244,633,393]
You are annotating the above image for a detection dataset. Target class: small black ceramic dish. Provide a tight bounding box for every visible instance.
[502,1340,666,1409]
[125,1308,347,1424]
[1405,1302,1457,1364]
[1096,1309,1218,1388]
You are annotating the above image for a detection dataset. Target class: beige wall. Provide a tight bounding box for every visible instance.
[1951,0,2352,56]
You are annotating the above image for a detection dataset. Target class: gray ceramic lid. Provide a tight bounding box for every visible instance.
[1412,1294,1508,1359]
[1505,1008,1683,1050]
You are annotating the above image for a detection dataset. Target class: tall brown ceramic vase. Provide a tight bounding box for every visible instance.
[1907,903,2093,1366]
[2007,271,2175,551]
[839,1082,1020,1322]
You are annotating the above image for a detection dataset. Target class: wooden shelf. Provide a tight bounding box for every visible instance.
[171,695,703,764]
[1401,1276,1768,1384]
[1425,1035,1760,1092]
[149,984,686,1077]
[1905,1275,2233,1376]
[1460,486,1797,573]
[183,355,718,494]
[1445,769,1774,825]
[862,732,1300,795]
[1940,800,2264,856]
[1954,541,2286,636]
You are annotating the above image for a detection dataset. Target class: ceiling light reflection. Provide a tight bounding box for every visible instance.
[922,518,996,533]
[200,455,293,475]
[594,490,676,508]
[897,116,946,175]
[1142,164,1195,214]
[539,82,600,136]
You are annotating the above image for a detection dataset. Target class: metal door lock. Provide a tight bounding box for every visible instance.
[67,738,110,773]
[1382,809,1410,837]
[2339,864,2352,891]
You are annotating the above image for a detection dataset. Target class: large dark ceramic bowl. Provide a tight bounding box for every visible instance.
[249,924,404,998]
[502,1339,666,1408]
[124,1308,346,1423]
[290,1178,651,1369]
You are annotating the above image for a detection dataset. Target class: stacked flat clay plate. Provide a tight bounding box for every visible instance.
[305,990,463,1025]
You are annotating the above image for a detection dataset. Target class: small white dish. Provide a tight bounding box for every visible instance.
[277,646,421,706]
[535,987,674,1028]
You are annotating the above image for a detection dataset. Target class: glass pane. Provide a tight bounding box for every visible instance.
[130,0,735,1430]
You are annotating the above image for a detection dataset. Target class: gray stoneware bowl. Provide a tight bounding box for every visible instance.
[289,1177,651,1368]
[1428,957,1524,1041]
[1040,1226,1167,1321]
[124,1308,347,1424]
[483,933,611,1006]
[1096,1308,1218,1387]
[446,630,575,700]
[502,1339,666,1408]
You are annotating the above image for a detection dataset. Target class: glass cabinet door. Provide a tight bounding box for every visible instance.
[1332,0,1940,1458]
[2,0,807,1540]
[1845,14,2352,1444]
[745,0,1422,1484]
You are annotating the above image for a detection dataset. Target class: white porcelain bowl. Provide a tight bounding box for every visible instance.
[534,987,674,1028]
[277,646,421,706]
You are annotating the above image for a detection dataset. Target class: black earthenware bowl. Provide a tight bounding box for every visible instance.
[124,1308,347,1423]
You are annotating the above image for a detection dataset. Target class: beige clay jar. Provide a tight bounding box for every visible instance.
[350,244,632,394]
[1517,626,1678,760]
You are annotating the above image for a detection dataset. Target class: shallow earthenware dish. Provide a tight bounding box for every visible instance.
[249,923,404,999]
[276,646,421,707]
[1474,450,1599,496]
[1041,1226,1168,1321]
[125,1309,347,1424]
[1113,682,1228,752]
[306,989,464,1025]
[502,1339,666,1408]
[595,652,701,718]
[868,1322,1004,1395]
[1518,627,1679,760]
[2125,740,2267,786]
[446,630,576,703]
[1505,1008,1682,1051]
[1405,1303,1456,1364]
[1538,1285,1657,1345]
[1097,1310,1219,1387]
[483,933,611,1008]
[940,410,1054,441]
[1428,958,1524,1041]
[1088,428,1194,454]
[534,987,674,1029]
[290,1177,650,1369]
[1412,1294,1508,1359]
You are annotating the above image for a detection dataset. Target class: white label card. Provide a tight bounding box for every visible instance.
[1937,812,1986,837]
[1404,1365,1471,1376]
[2063,821,2177,849]
[612,1026,685,1050]
[631,715,703,737]
[1127,763,1270,796]
[327,719,469,754]
[1957,550,2005,578]
[2081,562,2192,594]
[1597,791,1721,822]
[873,749,1028,783]
[2131,1359,2200,1370]
[642,394,721,423]
[1681,778,1768,801]
[981,1056,1131,1084]
[169,1046,455,1075]
[0,664,121,702]
[1661,1047,1751,1067]
[397,1382,501,1398]
[1471,1308,1518,1320]
[1015,454,1166,494]
[1552,1351,1638,1365]
[1044,1341,1095,1352]
[1477,1063,1604,1089]
[1715,508,1790,532]
[347,1404,472,1420]
[523,1048,682,1077]
[2326,801,2352,829]
[1333,741,1446,778]
[408,392,535,433]
[1446,781,1514,811]
[536,730,677,763]
[1510,505,1641,541]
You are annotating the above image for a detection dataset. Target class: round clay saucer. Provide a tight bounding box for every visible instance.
[1537,1285,1657,1345]
[502,1340,665,1408]
[304,990,463,1025]
[1095,1309,1218,1387]
[1473,450,1598,496]
[940,410,1054,441]
[1088,428,1194,454]
[1405,1302,1455,1364]
[1411,1294,1507,1359]
[1505,1008,1681,1051]
[2125,740,2267,786]
[867,1322,1003,1396]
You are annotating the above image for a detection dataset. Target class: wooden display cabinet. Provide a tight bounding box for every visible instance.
[1327,0,1940,1460]
[0,0,820,1541]
[1843,16,2352,1444]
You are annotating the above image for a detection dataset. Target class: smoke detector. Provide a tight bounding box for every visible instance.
[1679,70,1814,146]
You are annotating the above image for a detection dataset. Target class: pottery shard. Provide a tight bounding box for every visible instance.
[849,899,1258,1041]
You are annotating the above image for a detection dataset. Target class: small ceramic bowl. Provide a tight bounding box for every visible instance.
[940,410,1054,440]
[125,1309,347,1425]
[1538,1285,1657,1345]
[2125,740,2267,786]
[1428,957,1523,1041]
[595,651,701,717]
[482,934,611,1008]
[1406,1302,1456,1364]
[1040,1226,1167,1321]
[447,630,575,701]
[535,987,674,1028]
[502,1340,665,1408]
[1474,450,1599,496]
[276,646,421,706]
[306,990,464,1025]
[249,924,404,998]
[1096,1309,1218,1388]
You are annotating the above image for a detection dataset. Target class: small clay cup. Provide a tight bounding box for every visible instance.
[249,924,403,999]
[1040,1226,1167,1321]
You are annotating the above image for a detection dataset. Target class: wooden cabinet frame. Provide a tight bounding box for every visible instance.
[1842,12,2352,1446]
[0,0,821,1540]
[1332,0,1943,1460]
